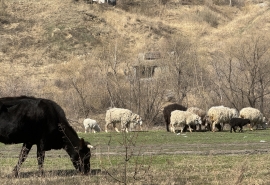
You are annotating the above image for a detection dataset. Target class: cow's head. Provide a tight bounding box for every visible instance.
[73,138,92,174]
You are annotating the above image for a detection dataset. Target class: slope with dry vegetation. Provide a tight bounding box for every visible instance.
[0,0,270,127]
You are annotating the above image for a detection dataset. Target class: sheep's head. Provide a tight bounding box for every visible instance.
[195,116,202,125]
[94,124,101,132]
[132,114,142,125]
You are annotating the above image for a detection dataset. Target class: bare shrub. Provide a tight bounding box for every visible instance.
[197,7,219,27]
[209,36,270,114]
[104,132,153,184]
[0,0,7,16]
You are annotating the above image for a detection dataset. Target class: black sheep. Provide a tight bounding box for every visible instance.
[163,103,187,132]
[229,118,251,133]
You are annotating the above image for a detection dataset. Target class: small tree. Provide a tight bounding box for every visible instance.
[161,36,198,105]
[210,36,270,113]
[104,132,153,184]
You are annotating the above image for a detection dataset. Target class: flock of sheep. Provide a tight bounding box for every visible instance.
[166,104,268,134]
[83,104,268,134]
[83,107,143,133]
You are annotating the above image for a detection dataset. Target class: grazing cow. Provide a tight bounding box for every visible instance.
[0,96,93,177]
[229,118,251,133]
[163,103,187,132]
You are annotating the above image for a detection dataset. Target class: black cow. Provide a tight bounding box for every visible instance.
[163,103,187,132]
[0,96,93,177]
[229,118,251,133]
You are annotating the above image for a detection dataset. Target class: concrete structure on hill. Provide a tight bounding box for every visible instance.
[92,0,116,5]
[132,51,166,79]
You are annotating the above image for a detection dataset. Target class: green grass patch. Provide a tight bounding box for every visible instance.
[79,129,270,146]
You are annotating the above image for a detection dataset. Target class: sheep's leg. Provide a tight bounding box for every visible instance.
[113,123,120,132]
[85,125,89,133]
[198,124,202,131]
[233,126,237,132]
[239,126,243,132]
[125,122,130,133]
[249,123,253,131]
[105,123,109,133]
[180,127,184,134]
[188,125,192,132]
[212,121,216,132]
[170,123,175,133]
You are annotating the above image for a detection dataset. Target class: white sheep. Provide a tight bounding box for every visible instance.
[170,110,202,133]
[83,118,101,133]
[207,106,239,132]
[105,108,142,133]
[239,107,268,130]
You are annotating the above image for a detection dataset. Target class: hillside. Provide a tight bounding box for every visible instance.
[0,0,270,126]
[1,0,269,71]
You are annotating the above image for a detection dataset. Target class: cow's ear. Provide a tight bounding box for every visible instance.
[79,138,86,148]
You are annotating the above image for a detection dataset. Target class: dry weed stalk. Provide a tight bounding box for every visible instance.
[103,131,153,184]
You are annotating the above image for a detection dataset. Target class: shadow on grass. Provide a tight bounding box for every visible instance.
[5,169,103,178]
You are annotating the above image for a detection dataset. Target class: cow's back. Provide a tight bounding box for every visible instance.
[0,97,70,150]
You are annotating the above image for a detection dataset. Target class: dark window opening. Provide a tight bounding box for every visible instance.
[135,66,156,78]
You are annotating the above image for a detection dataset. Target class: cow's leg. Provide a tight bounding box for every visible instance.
[13,143,33,177]
[36,144,45,176]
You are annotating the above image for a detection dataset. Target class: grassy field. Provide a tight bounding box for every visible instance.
[0,129,270,184]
